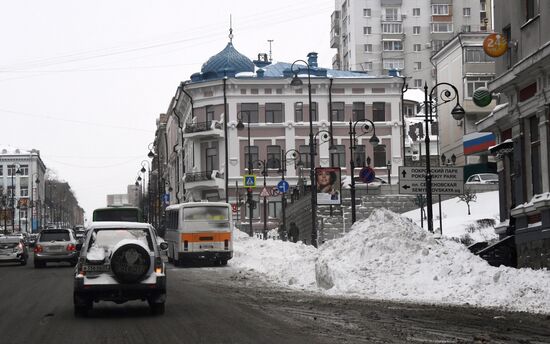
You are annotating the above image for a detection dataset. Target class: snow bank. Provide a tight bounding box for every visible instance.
[232,209,550,314]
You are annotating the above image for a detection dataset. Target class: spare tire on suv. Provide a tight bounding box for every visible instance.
[110,241,151,283]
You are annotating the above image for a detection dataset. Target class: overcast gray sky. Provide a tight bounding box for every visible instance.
[0,0,334,220]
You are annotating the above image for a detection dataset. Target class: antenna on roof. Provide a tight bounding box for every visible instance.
[267,39,274,62]
[229,15,234,43]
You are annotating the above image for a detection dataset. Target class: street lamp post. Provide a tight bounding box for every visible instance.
[30,173,40,233]
[236,111,254,236]
[141,160,151,223]
[290,59,320,247]
[9,164,21,232]
[252,160,268,240]
[348,120,379,224]
[423,82,465,233]
[386,160,392,185]
[278,149,302,240]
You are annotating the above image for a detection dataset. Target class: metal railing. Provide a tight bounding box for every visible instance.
[184,120,222,133]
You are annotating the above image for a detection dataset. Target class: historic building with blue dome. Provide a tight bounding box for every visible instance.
[151,39,404,244]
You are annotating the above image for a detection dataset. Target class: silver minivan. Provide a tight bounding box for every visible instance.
[33,228,79,268]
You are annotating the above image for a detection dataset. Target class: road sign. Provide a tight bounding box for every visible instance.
[243,175,256,188]
[398,166,464,195]
[231,203,238,213]
[259,187,271,197]
[277,180,289,193]
[359,166,375,183]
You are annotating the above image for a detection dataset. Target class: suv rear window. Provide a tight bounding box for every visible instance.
[39,231,70,242]
[89,228,153,251]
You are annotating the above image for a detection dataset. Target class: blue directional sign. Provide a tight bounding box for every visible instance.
[277,180,289,193]
[243,174,256,188]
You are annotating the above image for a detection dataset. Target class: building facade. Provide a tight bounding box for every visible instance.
[0,146,46,233]
[432,32,496,167]
[477,0,550,269]
[152,41,404,236]
[330,0,492,88]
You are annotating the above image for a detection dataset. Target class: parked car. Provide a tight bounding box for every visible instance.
[0,235,28,265]
[33,228,79,268]
[465,173,499,185]
[73,222,168,316]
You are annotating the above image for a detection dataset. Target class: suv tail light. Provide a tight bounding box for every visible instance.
[183,240,188,251]
[67,244,76,252]
[34,245,43,253]
[224,239,229,250]
[154,256,163,274]
[16,242,24,252]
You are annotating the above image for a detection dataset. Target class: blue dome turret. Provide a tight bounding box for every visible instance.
[199,42,254,80]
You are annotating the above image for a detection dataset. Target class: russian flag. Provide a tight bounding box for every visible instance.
[463,132,496,155]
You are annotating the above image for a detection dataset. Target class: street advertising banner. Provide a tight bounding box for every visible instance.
[315,167,342,205]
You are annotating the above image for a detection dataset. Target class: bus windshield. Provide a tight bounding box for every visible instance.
[93,207,143,222]
[183,206,229,222]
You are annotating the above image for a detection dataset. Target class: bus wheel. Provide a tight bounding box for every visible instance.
[221,259,228,266]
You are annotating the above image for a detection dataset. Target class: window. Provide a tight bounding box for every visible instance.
[373,102,386,122]
[384,8,399,21]
[413,44,421,52]
[206,147,218,172]
[463,7,471,16]
[373,145,387,168]
[0,166,3,176]
[529,116,542,194]
[413,26,420,35]
[363,27,372,35]
[363,8,371,17]
[364,44,372,52]
[8,165,20,176]
[382,23,402,34]
[465,47,493,62]
[354,145,366,167]
[265,103,283,123]
[268,201,281,219]
[481,0,487,11]
[526,0,539,21]
[240,103,259,123]
[332,102,345,122]
[432,4,449,15]
[364,62,373,71]
[414,62,422,70]
[431,40,447,51]
[352,102,365,121]
[431,23,453,33]
[294,102,303,122]
[20,187,28,197]
[462,25,471,32]
[18,165,28,176]
[383,41,403,51]
[412,8,420,16]
[414,79,423,88]
[431,122,439,136]
[299,145,311,168]
[266,145,281,169]
[245,195,260,219]
[206,105,215,124]
[383,59,404,70]
[465,76,493,98]
[330,145,346,167]
[244,146,259,170]
[310,102,318,121]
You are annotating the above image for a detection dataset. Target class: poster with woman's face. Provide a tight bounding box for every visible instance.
[315,167,341,205]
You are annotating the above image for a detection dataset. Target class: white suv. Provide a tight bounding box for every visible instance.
[73,222,168,316]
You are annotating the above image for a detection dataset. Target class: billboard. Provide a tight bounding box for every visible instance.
[315,167,342,205]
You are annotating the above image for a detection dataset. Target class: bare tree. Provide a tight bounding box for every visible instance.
[458,188,477,215]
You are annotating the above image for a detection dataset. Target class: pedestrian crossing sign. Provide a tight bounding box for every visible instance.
[243,174,256,188]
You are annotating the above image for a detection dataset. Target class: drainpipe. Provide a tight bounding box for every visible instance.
[328,77,334,166]
[171,92,182,204]
[401,76,408,167]
[181,81,195,168]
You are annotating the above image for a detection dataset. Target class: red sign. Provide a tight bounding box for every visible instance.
[231,203,238,213]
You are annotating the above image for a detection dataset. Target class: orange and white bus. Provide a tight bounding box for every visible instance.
[164,202,233,266]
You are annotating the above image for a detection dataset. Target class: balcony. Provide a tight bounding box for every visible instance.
[184,170,224,191]
[330,29,340,48]
[182,120,223,139]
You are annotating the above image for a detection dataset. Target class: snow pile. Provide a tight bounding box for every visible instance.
[231,209,550,314]
[231,230,317,289]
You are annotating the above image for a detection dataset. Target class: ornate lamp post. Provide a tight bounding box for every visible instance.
[30,173,40,233]
[278,149,302,239]
[251,159,268,239]
[348,120,379,224]
[141,160,151,223]
[236,111,254,236]
[9,164,21,232]
[423,82,465,233]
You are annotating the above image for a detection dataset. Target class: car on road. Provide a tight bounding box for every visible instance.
[465,173,499,185]
[0,234,28,265]
[73,221,168,316]
[33,228,79,268]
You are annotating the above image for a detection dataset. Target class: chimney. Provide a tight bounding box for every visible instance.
[307,52,318,68]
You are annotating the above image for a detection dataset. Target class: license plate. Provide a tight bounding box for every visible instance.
[200,245,214,249]
[47,246,63,252]
[83,265,110,272]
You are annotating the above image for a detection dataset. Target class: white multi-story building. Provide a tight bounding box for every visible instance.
[153,40,405,234]
[0,146,46,233]
[330,0,492,87]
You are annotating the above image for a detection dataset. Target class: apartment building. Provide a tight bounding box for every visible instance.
[330,0,492,86]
